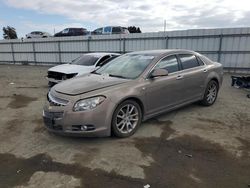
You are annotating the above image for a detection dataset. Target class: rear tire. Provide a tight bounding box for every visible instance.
[111,100,142,138]
[200,80,219,106]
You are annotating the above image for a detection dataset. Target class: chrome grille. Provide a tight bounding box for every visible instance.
[47,92,68,106]
[47,71,77,81]
[47,71,64,80]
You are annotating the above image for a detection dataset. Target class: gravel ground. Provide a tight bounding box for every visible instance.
[0,64,249,188]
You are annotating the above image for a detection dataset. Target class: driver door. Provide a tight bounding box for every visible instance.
[145,55,183,115]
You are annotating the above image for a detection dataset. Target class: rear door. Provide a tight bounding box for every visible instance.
[177,54,208,102]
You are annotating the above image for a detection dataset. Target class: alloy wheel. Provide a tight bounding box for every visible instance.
[206,83,217,104]
[115,104,139,134]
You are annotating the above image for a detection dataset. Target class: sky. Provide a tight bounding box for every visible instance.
[0,0,250,38]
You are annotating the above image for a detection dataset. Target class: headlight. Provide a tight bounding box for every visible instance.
[73,96,106,111]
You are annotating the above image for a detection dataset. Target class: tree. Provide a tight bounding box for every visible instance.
[136,27,141,33]
[3,26,18,39]
[128,26,142,33]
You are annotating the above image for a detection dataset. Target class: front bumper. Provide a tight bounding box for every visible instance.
[43,99,114,137]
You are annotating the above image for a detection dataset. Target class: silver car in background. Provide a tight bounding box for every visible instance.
[26,31,52,38]
[43,49,223,138]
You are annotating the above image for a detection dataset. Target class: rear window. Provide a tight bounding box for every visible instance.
[112,27,122,34]
[71,55,99,66]
[200,55,212,65]
[123,28,130,34]
[93,28,103,34]
[179,54,200,70]
[197,56,205,65]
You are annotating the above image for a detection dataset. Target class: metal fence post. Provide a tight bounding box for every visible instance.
[218,34,223,62]
[119,35,122,53]
[123,38,126,54]
[165,36,169,49]
[87,36,91,52]
[58,41,62,64]
[32,42,36,64]
[10,43,15,64]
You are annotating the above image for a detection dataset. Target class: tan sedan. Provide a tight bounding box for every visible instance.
[43,49,223,137]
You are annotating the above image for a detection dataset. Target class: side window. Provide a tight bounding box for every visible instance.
[112,27,122,34]
[96,55,111,66]
[80,28,86,33]
[104,27,112,34]
[179,54,200,70]
[155,55,179,73]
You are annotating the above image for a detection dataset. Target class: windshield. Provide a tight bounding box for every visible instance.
[71,55,99,66]
[95,54,155,79]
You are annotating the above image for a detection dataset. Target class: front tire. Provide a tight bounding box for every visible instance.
[111,100,142,138]
[201,80,219,106]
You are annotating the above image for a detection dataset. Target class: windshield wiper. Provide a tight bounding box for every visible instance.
[109,74,129,79]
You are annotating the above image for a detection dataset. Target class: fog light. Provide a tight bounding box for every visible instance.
[71,125,95,132]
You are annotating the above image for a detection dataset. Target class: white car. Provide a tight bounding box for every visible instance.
[26,31,52,38]
[47,53,120,86]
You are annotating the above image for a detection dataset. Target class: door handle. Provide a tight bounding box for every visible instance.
[176,75,184,80]
[203,69,208,73]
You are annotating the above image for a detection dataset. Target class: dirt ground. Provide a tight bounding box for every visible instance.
[0,64,249,188]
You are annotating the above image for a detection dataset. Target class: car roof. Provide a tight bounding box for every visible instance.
[127,49,199,56]
[100,26,125,28]
[84,52,121,57]
[65,28,86,30]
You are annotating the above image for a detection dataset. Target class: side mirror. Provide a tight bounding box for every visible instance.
[150,68,168,78]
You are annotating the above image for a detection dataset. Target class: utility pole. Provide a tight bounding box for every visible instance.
[164,20,166,33]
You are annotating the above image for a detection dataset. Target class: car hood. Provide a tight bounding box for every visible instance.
[48,64,94,74]
[54,74,129,95]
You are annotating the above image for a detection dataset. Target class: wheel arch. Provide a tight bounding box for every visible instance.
[206,71,222,89]
[110,96,145,137]
[210,77,219,86]
[114,96,145,118]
